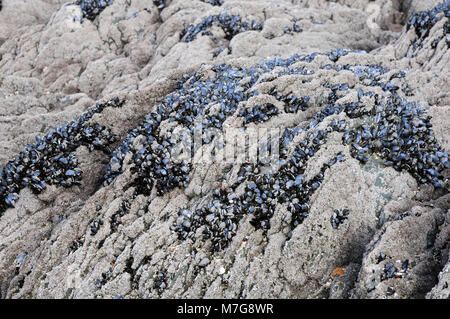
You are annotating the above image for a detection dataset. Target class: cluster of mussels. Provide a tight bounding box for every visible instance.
[239,103,279,125]
[127,114,191,196]
[171,123,346,251]
[406,0,450,51]
[89,218,104,236]
[343,95,449,188]
[200,0,224,6]
[380,260,409,281]
[1,41,446,257]
[330,209,350,229]
[98,51,348,251]
[445,19,450,46]
[0,97,123,215]
[74,0,114,21]
[269,90,310,113]
[110,199,130,233]
[103,51,354,196]
[153,270,168,294]
[283,22,302,35]
[103,63,261,193]
[98,46,447,253]
[180,13,262,42]
[152,0,165,11]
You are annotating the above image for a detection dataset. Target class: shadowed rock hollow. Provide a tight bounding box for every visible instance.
[0,0,449,299]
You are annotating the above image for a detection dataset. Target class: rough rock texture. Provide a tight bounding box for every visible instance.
[0,0,449,299]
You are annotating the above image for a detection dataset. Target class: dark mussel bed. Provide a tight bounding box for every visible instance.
[169,50,448,250]
[0,98,124,215]
[103,48,449,252]
[406,0,450,52]
[0,2,449,256]
[1,46,448,253]
[74,0,114,21]
[331,209,350,229]
[180,13,263,42]
[200,0,224,6]
[152,0,165,12]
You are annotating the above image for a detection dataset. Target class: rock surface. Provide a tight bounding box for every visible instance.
[0,0,448,299]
